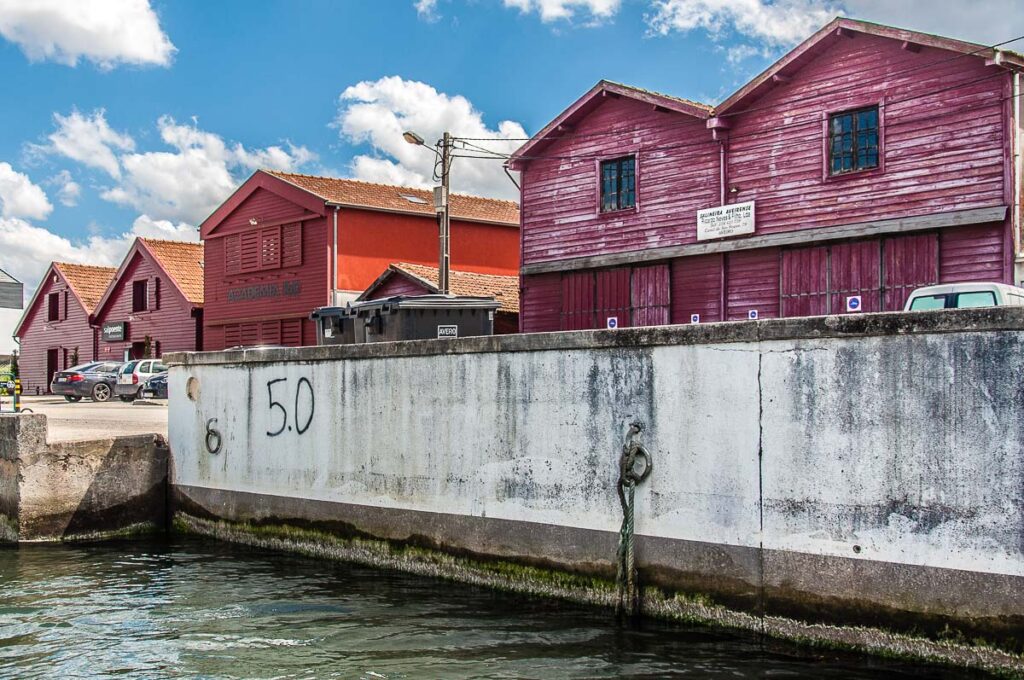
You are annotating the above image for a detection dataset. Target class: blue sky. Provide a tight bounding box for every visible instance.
[0,0,1021,351]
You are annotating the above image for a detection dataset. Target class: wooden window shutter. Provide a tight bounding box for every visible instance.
[225,235,241,276]
[240,232,260,273]
[224,324,241,348]
[282,223,302,268]
[281,318,302,346]
[153,277,161,311]
[260,226,281,270]
[62,290,69,320]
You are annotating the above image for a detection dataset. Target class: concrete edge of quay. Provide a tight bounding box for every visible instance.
[164,307,1024,366]
[173,511,1024,678]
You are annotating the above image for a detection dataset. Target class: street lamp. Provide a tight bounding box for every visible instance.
[404,130,451,295]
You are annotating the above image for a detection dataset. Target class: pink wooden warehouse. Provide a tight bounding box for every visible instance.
[14,262,116,394]
[509,18,1024,332]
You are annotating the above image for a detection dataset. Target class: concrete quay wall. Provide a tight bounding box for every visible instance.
[167,308,1024,664]
[0,414,168,541]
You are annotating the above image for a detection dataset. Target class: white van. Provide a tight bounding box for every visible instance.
[903,282,1024,311]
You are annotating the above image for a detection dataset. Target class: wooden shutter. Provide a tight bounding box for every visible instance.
[883,233,938,311]
[260,226,281,270]
[152,277,161,311]
[781,246,829,317]
[240,232,260,273]
[224,324,241,348]
[239,323,259,346]
[830,240,881,314]
[560,271,595,331]
[261,320,281,345]
[671,254,723,324]
[281,318,303,346]
[225,235,241,276]
[282,223,302,268]
[596,268,631,329]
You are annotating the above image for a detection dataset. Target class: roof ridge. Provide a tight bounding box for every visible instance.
[138,236,202,247]
[54,261,117,271]
[264,169,520,205]
[600,79,714,110]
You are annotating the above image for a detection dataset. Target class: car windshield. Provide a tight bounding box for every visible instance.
[908,295,946,311]
[954,291,997,308]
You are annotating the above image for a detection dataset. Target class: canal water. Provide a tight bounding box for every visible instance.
[0,537,991,679]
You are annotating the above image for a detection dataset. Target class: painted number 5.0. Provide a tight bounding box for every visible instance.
[265,377,315,437]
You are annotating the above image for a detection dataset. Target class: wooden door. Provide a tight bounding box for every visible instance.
[596,268,631,329]
[46,349,58,391]
[884,233,938,311]
[781,246,829,317]
[830,241,882,313]
[631,264,670,327]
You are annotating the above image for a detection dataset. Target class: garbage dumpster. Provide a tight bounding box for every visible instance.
[312,295,501,345]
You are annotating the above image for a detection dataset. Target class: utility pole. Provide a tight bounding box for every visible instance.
[438,131,451,295]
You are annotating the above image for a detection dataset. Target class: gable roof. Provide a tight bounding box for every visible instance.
[13,262,116,338]
[141,239,204,305]
[0,267,18,285]
[508,80,712,169]
[715,17,1024,116]
[359,262,519,314]
[92,238,204,321]
[265,171,520,226]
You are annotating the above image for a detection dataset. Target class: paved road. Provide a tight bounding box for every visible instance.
[17,396,168,443]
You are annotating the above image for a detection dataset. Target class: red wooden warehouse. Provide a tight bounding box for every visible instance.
[92,238,205,362]
[359,262,520,334]
[14,262,116,394]
[510,19,1024,332]
[199,170,520,350]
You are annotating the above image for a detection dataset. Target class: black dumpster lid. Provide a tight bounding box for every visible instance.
[312,294,501,319]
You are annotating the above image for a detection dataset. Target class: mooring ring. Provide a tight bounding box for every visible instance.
[205,417,223,454]
[627,444,653,484]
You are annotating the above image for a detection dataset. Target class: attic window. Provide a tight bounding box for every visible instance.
[829,106,879,175]
[399,193,429,205]
[600,156,636,212]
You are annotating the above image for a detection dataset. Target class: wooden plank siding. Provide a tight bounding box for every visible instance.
[16,273,97,394]
[95,251,200,361]
[515,27,1018,333]
[203,187,329,351]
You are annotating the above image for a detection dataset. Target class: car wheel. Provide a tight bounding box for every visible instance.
[64,395,82,403]
[91,383,112,402]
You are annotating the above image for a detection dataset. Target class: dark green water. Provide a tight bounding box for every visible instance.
[0,537,990,679]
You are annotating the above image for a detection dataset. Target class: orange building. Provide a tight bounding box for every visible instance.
[199,170,519,349]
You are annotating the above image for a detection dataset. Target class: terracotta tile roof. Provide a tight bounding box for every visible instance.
[386,262,519,314]
[53,262,117,313]
[140,239,205,305]
[264,170,520,227]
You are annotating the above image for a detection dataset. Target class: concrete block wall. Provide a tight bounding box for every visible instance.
[166,308,1024,648]
[0,413,168,541]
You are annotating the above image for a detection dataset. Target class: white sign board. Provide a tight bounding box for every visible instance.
[437,325,458,338]
[697,201,755,241]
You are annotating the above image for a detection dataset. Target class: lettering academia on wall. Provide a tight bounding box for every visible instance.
[226,280,302,303]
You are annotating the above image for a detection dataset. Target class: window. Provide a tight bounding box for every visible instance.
[909,295,946,311]
[47,292,59,321]
[955,291,996,308]
[132,280,148,312]
[829,106,879,175]
[600,156,636,212]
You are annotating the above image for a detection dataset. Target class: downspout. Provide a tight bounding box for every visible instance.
[719,140,727,206]
[332,205,340,305]
[707,117,731,206]
[1014,71,1022,285]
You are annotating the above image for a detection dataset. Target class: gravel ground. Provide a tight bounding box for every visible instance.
[17,396,168,443]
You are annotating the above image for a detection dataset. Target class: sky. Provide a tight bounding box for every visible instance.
[0,0,1022,352]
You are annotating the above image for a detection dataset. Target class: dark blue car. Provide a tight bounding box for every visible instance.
[141,372,168,400]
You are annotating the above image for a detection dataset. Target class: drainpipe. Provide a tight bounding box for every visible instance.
[706,117,731,205]
[1015,72,1023,285]
[332,206,340,305]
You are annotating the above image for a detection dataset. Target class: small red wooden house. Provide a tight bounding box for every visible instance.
[359,262,520,334]
[510,19,1024,331]
[92,238,205,362]
[14,262,116,394]
[199,170,520,350]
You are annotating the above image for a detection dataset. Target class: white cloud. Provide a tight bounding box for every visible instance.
[130,214,198,242]
[0,0,175,69]
[647,0,839,46]
[841,1,1024,45]
[0,163,52,220]
[415,0,440,21]
[503,0,620,23]
[101,116,316,224]
[50,170,81,207]
[37,109,135,179]
[335,76,526,200]
[646,0,1023,54]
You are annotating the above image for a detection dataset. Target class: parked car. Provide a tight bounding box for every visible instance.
[115,359,168,401]
[904,282,1024,311]
[140,372,168,400]
[50,361,124,403]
